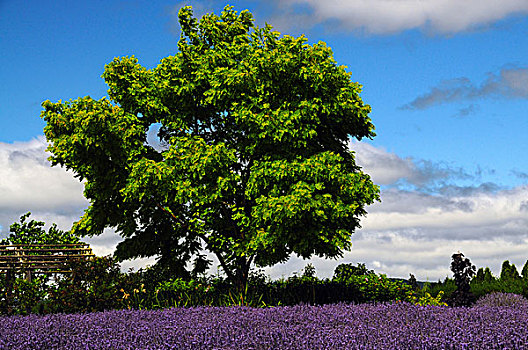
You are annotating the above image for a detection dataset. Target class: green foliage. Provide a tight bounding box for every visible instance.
[473,267,495,284]
[522,260,528,280]
[41,5,379,290]
[449,252,476,306]
[429,278,457,301]
[0,212,81,245]
[333,262,374,282]
[407,290,448,307]
[500,260,521,281]
[10,255,528,315]
[471,276,528,299]
[0,276,49,315]
[47,256,123,313]
[301,263,317,280]
[466,261,528,300]
[154,278,216,308]
[345,274,409,303]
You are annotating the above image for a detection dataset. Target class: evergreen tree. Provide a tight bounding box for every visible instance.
[449,252,476,306]
[522,260,528,280]
[500,260,520,281]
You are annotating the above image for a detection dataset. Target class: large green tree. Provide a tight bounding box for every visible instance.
[41,6,379,289]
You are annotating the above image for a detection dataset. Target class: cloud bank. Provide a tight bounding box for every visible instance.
[0,137,87,214]
[403,67,528,110]
[0,138,124,260]
[270,0,528,35]
[1,138,527,280]
[272,142,528,280]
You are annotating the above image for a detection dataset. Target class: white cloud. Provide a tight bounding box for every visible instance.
[0,137,87,212]
[1,137,527,281]
[349,140,472,187]
[276,0,528,35]
[0,137,89,235]
[265,182,528,281]
[362,186,528,240]
[263,142,528,281]
[403,67,528,110]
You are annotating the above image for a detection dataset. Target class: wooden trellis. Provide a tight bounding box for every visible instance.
[0,243,95,281]
[0,243,95,313]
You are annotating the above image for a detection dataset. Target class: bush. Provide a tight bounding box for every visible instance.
[471,277,527,299]
[154,278,215,308]
[407,290,448,306]
[47,256,124,313]
[0,276,49,315]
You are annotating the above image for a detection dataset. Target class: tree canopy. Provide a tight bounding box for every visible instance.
[41,6,379,288]
[1,213,81,245]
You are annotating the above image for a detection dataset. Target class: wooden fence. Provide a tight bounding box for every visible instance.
[0,243,95,281]
[0,243,95,314]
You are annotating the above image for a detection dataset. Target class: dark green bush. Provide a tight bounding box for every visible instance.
[47,256,123,313]
[0,276,49,315]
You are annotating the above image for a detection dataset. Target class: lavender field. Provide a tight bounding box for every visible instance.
[1,301,528,349]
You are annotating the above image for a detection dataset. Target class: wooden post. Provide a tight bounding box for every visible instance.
[0,244,95,314]
[5,266,14,315]
[25,269,32,283]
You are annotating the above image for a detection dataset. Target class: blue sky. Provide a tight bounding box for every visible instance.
[1,0,527,280]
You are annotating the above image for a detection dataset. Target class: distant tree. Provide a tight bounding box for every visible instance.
[472,267,495,285]
[408,273,419,290]
[41,6,379,291]
[0,213,81,245]
[301,263,317,280]
[333,263,374,282]
[473,268,485,283]
[522,260,528,281]
[500,260,521,281]
[483,267,494,283]
[449,252,476,306]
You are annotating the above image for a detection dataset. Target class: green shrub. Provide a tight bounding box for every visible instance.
[47,256,123,313]
[154,278,215,308]
[407,290,448,306]
[0,276,49,315]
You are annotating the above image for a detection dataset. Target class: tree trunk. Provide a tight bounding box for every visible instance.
[233,259,250,295]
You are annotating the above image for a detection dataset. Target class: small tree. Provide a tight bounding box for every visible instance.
[500,260,521,281]
[1,213,81,246]
[333,263,374,282]
[0,213,84,313]
[408,273,419,291]
[473,268,485,284]
[483,267,494,283]
[41,6,379,291]
[301,263,317,280]
[449,252,476,306]
[522,260,528,281]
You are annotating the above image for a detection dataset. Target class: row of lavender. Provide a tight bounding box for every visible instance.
[1,295,527,349]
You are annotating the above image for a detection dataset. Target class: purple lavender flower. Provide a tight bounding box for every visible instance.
[1,302,527,349]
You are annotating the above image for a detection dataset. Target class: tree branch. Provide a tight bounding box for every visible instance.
[154,198,237,283]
